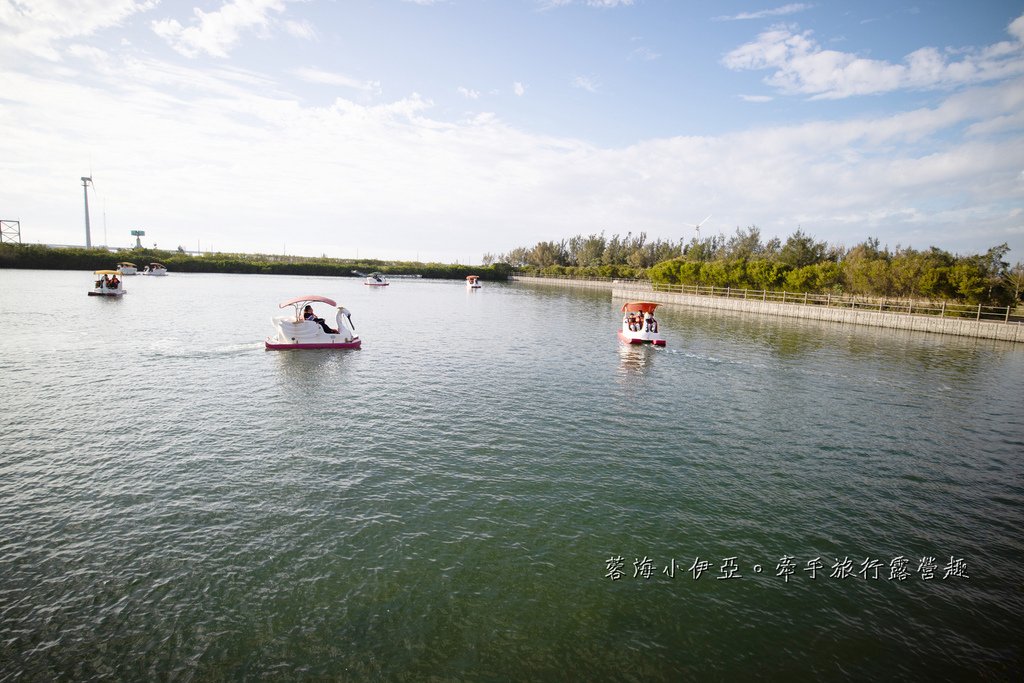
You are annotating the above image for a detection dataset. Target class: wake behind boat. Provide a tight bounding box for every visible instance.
[617,301,665,346]
[265,295,361,350]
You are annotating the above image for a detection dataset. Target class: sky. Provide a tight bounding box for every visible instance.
[1,0,1023,264]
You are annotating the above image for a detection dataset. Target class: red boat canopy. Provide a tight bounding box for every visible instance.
[280,295,336,308]
[466,275,479,280]
[621,301,659,313]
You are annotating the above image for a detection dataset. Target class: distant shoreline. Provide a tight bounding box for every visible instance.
[0,243,512,282]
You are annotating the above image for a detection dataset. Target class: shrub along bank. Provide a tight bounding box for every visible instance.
[0,244,512,281]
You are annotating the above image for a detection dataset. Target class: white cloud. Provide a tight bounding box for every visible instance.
[630,46,659,61]
[714,4,813,22]
[538,0,634,9]
[513,81,526,96]
[293,67,381,93]
[0,0,156,60]
[572,75,600,92]
[2,43,1023,260]
[724,13,1024,99]
[457,86,480,99]
[283,19,316,41]
[151,0,288,58]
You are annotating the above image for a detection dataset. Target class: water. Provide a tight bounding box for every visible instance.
[1,269,1021,680]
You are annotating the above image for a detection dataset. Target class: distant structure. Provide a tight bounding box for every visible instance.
[81,176,94,248]
[1,219,21,244]
[131,229,145,248]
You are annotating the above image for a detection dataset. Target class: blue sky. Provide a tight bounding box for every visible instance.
[1,0,1023,264]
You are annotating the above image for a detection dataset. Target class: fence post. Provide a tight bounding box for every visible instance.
[941,301,946,317]
[803,292,808,305]
[826,293,830,307]
[1007,306,1011,323]
[782,291,786,303]
[977,304,981,321]
[762,289,766,302]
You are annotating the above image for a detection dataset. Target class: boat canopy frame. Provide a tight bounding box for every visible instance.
[621,301,660,314]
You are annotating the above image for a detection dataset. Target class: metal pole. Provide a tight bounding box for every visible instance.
[81,176,92,248]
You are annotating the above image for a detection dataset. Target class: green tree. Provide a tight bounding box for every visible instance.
[779,229,828,269]
[1003,261,1024,303]
[947,261,988,303]
[746,258,786,290]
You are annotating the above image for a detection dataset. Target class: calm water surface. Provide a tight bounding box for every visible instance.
[1,269,1021,680]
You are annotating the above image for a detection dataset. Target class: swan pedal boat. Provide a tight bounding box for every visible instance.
[618,301,666,346]
[266,295,361,350]
[466,275,482,289]
[117,262,138,275]
[364,272,389,286]
[88,269,125,296]
[142,263,167,276]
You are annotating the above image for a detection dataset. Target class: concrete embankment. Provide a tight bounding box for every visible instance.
[509,276,1023,344]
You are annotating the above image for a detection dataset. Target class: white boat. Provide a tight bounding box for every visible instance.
[617,301,666,346]
[364,272,389,286]
[466,275,482,289]
[142,263,167,276]
[116,261,138,275]
[88,269,125,296]
[265,295,361,350]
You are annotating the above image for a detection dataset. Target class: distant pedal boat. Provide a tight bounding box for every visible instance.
[117,262,138,275]
[466,275,482,289]
[364,272,389,286]
[265,295,361,350]
[142,263,167,276]
[617,301,666,346]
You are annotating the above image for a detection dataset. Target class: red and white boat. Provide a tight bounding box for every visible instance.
[265,295,361,350]
[617,301,666,346]
[466,275,481,289]
[364,272,389,286]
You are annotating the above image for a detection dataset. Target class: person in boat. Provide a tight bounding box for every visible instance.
[108,275,120,288]
[646,313,658,333]
[303,304,337,334]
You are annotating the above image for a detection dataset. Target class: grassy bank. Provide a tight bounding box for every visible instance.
[0,244,512,281]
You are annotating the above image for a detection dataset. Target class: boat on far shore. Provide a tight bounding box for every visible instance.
[142,263,167,276]
[117,262,138,275]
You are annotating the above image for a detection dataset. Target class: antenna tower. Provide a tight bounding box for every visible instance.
[1,219,21,244]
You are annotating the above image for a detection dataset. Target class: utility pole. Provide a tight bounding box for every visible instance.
[81,176,93,248]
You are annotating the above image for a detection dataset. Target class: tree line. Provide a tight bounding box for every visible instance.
[483,232,684,279]
[497,228,1024,306]
[0,244,513,281]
